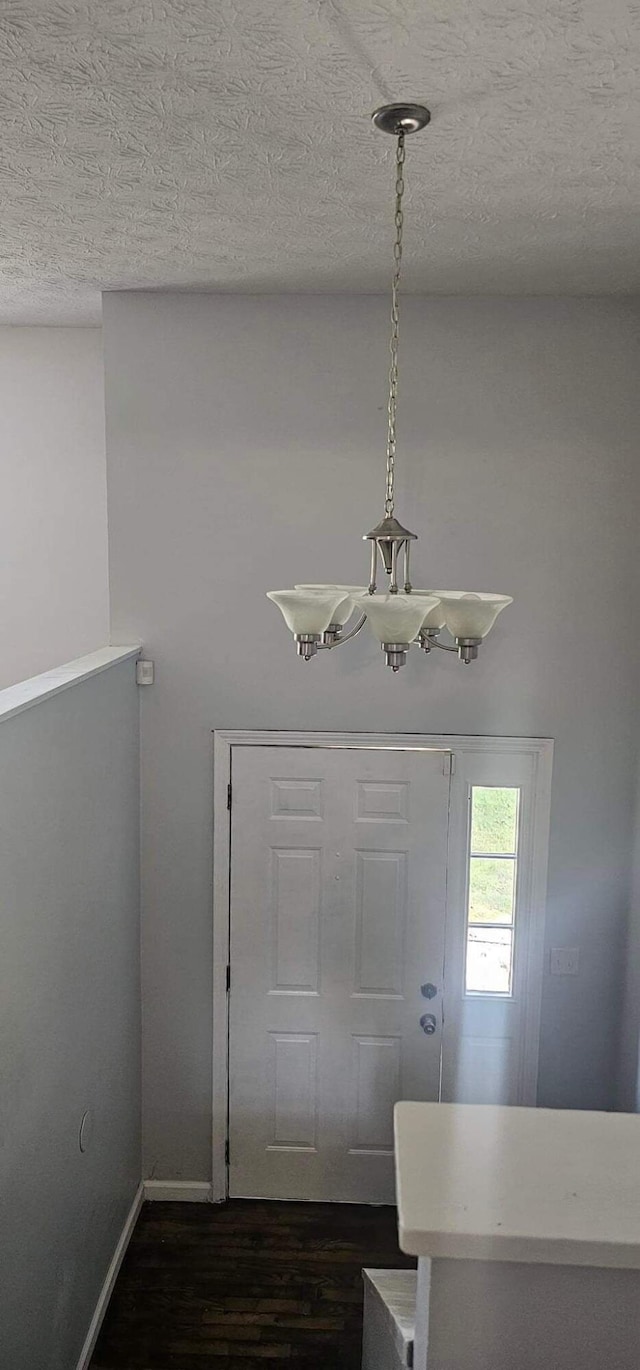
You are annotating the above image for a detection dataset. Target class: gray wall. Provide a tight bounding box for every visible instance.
[0,658,141,1370]
[0,327,109,689]
[619,770,640,1112]
[103,292,640,1180]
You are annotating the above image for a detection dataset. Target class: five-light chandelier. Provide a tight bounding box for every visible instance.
[267,103,512,672]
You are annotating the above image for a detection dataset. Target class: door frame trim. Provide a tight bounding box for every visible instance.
[212,730,553,1202]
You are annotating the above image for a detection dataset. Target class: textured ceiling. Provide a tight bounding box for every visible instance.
[2,0,640,323]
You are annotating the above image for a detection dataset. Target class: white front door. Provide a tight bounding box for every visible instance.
[227,745,451,1202]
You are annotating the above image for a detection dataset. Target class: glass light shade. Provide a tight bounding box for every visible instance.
[351,592,438,645]
[409,590,446,631]
[295,586,366,627]
[434,592,513,640]
[267,589,351,635]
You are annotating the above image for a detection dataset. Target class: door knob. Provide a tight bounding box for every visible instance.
[419,1013,437,1035]
[421,983,437,999]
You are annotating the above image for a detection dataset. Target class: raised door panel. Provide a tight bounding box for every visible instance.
[349,1035,401,1154]
[356,780,409,824]
[270,777,324,819]
[270,848,321,995]
[354,850,407,998]
[268,1032,318,1150]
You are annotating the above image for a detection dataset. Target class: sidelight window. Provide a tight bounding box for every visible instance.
[465,786,520,995]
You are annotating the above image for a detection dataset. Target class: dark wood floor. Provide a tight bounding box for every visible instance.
[90,1199,415,1370]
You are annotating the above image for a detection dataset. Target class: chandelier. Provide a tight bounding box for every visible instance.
[267,103,512,672]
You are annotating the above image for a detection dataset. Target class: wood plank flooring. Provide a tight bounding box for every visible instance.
[90,1199,415,1370]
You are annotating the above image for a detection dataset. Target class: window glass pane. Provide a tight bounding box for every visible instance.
[468,857,515,924]
[466,927,512,994]
[471,786,519,854]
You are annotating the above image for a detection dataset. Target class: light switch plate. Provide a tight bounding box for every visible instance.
[136,659,154,686]
[550,946,580,976]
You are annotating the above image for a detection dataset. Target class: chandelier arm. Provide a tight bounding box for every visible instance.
[384,130,405,519]
[319,612,368,649]
[431,639,458,653]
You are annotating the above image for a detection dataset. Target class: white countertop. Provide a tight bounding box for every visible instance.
[395,1102,640,1268]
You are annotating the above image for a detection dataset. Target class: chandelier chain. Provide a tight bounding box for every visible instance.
[385,130,405,518]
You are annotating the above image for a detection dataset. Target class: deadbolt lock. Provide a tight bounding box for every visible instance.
[421,983,437,999]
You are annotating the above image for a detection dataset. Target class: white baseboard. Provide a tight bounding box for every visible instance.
[143,1179,214,1202]
[76,1181,144,1370]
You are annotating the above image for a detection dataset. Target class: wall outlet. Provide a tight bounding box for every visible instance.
[550,946,580,976]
